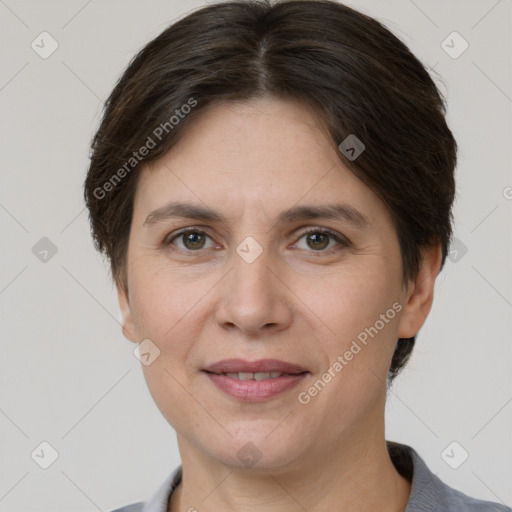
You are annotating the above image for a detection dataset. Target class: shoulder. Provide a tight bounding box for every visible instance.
[107,465,182,512]
[109,503,145,512]
[440,484,511,511]
[387,441,511,512]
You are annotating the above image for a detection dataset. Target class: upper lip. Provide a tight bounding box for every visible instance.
[203,358,309,374]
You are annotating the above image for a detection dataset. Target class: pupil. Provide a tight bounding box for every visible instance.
[307,233,328,250]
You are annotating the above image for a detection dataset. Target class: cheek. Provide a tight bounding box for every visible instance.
[132,271,201,428]
[300,283,399,431]
[141,362,200,439]
[129,266,213,389]
[298,263,400,340]
[295,266,401,404]
[129,265,202,340]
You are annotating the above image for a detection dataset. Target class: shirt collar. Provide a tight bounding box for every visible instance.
[388,441,445,512]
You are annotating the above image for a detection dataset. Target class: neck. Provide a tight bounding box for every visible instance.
[168,403,411,512]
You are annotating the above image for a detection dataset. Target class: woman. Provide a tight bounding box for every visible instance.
[84,1,511,511]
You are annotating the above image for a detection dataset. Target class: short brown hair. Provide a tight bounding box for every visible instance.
[84,0,457,384]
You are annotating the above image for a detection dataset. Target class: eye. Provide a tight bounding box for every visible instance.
[164,227,350,254]
[166,229,217,251]
[294,228,350,252]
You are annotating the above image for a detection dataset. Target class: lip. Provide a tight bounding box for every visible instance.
[202,359,309,402]
[205,372,308,402]
[203,358,308,374]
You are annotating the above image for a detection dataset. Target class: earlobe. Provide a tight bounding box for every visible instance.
[397,244,442,339]
[116,284,138,343]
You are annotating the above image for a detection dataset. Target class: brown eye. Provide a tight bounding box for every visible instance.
[305,232,329,250]
[295,228,350,252]
[182,231,206,250]
[167,229,216,251]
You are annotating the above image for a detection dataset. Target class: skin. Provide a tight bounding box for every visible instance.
[117,97,442,512]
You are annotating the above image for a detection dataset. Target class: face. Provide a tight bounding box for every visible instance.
[118,97,438,472]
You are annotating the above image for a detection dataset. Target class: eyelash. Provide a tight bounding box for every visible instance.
[164,227,351,255]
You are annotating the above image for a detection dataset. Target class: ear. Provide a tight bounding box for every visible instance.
[397,244,443,339]
[117,284,138,343]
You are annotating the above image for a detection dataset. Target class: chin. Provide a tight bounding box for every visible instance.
[203,428,306,472]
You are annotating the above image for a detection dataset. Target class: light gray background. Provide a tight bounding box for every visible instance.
[0,0,511,511]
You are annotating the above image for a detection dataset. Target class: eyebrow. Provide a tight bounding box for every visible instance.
[142,201,370,229]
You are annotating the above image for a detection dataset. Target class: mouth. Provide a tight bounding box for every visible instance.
[202,359,309,402]
[203,358,309,375]
[205,371,302,380]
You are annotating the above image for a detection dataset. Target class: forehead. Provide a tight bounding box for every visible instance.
[165,97,335,173]
[132,97,388,226]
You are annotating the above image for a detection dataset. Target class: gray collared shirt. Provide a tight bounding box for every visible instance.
[110,442,511,512]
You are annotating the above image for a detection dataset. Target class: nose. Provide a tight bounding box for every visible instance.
[214,244,293,337]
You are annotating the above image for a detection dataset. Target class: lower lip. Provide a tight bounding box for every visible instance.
[204,372,308,402]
